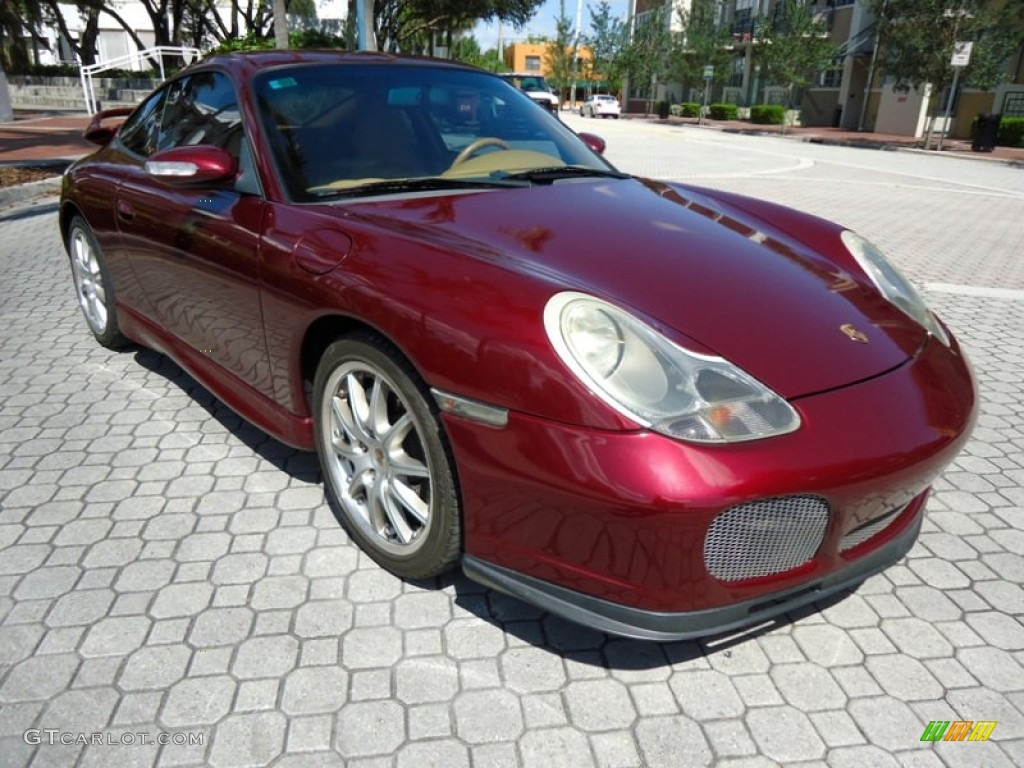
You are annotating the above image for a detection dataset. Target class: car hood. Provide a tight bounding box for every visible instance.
[338,178,926,400]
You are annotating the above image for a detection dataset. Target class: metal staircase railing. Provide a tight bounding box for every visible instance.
[80,46,202,115]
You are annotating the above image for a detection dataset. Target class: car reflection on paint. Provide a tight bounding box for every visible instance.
[61,51,976,641]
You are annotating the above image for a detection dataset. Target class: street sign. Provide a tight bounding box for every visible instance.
[951,42,972,67]
[703,65,714,81]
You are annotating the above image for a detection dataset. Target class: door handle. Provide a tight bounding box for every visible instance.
[116,199,135,221]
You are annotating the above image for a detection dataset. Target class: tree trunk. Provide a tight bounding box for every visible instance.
[273,0,289,49]
[79,7,101,66]
[923,88,937,150]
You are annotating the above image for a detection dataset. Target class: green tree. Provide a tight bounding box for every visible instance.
[451,36,506,71]
[618,5,674,114]
[287,0,318,32]
[867,0,1024,145]
[375,0,545,53]
[0,0,49,70]
[586,1,626,92]
[759,0,840,130]
[669,0,734,99]
[546,9,577,101]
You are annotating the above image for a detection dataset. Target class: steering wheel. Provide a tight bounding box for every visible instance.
[451,137,511,168]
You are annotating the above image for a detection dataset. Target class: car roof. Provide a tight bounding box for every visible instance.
[185,50,482,81]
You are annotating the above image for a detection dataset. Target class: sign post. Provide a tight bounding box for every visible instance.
[938,42,971,152]
[700,65,714,126]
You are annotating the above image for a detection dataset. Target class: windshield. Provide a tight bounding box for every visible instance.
[254,63,612,202]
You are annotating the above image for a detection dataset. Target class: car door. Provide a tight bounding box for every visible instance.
[114,70,274,397]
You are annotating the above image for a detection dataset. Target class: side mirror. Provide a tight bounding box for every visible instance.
[145,145,237,186]
[84,106,134,146]
[578,132,606,155]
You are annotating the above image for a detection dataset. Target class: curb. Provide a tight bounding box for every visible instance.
[0,176,63,209]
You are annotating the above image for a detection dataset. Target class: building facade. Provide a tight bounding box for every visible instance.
[624,0,1024,137]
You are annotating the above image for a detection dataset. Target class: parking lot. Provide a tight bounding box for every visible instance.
[1,118,1023,767]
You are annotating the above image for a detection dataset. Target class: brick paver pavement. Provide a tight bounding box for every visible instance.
[1,123,1023,767]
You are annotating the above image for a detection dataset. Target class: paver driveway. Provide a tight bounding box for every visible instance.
[1,120,1023,767]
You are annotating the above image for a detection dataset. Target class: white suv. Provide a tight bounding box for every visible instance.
[498,73,560,115]
[582,94,621,119]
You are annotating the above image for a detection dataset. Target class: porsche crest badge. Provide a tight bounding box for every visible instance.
[840,324,869,343]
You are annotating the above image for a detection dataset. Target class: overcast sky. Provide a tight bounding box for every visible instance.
[474,0,631,51]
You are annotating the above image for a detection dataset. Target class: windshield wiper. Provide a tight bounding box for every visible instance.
[311,176,527,199]
[495,166,630,184]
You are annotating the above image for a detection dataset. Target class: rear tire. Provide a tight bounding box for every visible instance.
[67,216,129,349]
[313,334,461,579]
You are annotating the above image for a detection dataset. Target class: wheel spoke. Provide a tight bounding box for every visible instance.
[382,413,413,453]
[345,373,375,442]
[382,414,428,477]
[331,395,362,455]
[379,479,415,543]
[390,451,429,478]
[389,478,429,525]
[347,466,373,501]
[368,376,390,437]
[91,297,107,327]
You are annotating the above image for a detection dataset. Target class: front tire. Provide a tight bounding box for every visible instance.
[313,334,461,579]
[67,216,129,349]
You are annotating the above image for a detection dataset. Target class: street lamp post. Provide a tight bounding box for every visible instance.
[569,0,584,111]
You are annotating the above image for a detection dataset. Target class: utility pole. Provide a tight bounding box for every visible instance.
[0,60,14,123]
[858,0,887,132]
[273,0,289,49]
[569,0,583,111]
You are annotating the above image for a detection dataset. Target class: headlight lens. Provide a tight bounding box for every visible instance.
[841,231,949,346]
[544,292,800,443]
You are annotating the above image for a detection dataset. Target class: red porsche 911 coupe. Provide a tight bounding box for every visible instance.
[61,51,976,641]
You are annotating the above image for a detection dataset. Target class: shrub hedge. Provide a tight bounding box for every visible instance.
[708,103,739,121]
[750,104,786,125]
[672,102,701,118]
[997,116,1024,147]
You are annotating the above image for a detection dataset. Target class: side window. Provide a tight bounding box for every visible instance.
[158,72,242,155]
[155,71,259,195]
[118,88,169,157]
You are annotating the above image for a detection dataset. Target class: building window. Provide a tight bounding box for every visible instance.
[525,56,541,71]
[819,58,843,88]
[1002,93,1024,117]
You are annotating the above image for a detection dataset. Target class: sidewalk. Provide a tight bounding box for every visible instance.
[626,112,1024,165]
[0,111,95,165]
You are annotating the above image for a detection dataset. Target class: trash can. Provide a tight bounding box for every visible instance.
[658,100,670,120]
[972,113,1002,153]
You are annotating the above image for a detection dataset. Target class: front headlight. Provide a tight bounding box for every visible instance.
[544,292,800,443]
[841,231,949,346]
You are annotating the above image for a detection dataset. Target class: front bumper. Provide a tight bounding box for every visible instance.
[444,335,975,639]
[464,503,922,642]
